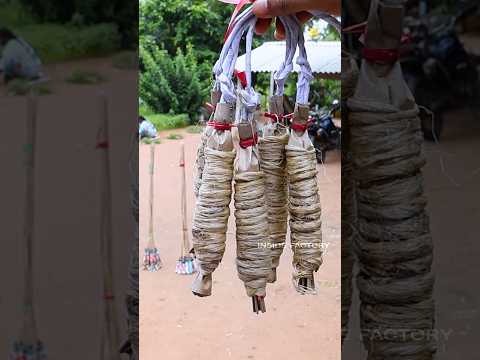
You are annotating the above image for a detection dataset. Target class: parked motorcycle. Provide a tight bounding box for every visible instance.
[401,4,479,140]
[308,100,341,163]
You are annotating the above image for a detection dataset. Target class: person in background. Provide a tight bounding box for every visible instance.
[139,115,158,139]
[0,27,42,84]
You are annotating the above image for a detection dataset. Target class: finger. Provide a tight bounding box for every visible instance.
[296,11,313,24]
[255,18,273,35]
[253,0,319,18]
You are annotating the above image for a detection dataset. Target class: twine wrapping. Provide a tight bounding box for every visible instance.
[193,90,221,197]
[234,166,271,297]
[191,146,235,296]
[348,1,435,357]
[341,53,359,344]
[10,95,48,360]
[258,133,289,282]
[286,128,323,294]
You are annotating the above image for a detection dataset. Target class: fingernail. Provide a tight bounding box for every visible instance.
[253,0,269,17]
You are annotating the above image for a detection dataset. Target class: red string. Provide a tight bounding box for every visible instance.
[290,122,308,132]
[96,141,109,149]
[207,121,233,131]
[264,112,281,123]
[104,294,114,300]
[239,133,258,149]
[179,161,185,167]
[362,47,399,64]
[234,70,247,88]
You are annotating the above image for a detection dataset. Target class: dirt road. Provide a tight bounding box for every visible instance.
[0,56,136,359]
[139,131,341,360]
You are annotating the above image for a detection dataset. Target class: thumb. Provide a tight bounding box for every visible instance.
[252,0,314,17]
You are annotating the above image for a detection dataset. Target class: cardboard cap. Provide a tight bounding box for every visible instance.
[268,95,284,115]
[214,102,235,124]
[211,89,221,107]
[292,103,310,125]
[365,0,404,50]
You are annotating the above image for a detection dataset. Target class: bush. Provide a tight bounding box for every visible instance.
[19,0,137,48]
[7,79,51,96]
[16,23,121,63]
[66,69,105,84]
[112,51,138,70]
[166,133,183,140]
[140,43,206,122]
[146,113,189,131]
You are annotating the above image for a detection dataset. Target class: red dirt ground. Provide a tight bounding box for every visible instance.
[139,131,341,360]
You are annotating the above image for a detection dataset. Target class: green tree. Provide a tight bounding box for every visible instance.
[140,42,205,121]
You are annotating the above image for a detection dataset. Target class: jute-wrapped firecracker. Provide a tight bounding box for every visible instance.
[258,95,289,284]
[10,95,48,360]
[97,94,121,360]
[341,52,359,344]
[286,103,323,294]
[234,122,272,313]
[349,1,435,358]
[193,88,222,197]
[142,144,162,272]
[191,102,236,297]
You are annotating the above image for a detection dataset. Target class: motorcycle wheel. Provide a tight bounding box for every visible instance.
[421,110,444,142]
[316,148,326,164]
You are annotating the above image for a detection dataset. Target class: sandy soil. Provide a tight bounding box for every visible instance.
[0,56,136,359]
[139,133,341,360]
[342,108,480,358]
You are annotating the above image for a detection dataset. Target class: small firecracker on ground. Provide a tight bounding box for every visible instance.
[10,95,48,360]
[143,143,162,271]
[176,143,196,275]
[97,94,121,360]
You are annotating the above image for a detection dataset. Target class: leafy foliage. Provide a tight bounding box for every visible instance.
[17,0,137,47]
[140,41,205,121]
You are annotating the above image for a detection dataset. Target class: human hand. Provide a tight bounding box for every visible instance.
[252,0,340,39]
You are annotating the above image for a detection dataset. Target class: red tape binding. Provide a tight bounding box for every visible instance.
[104,294,114,300]
[96,141,109,149]
[207,121,233,131]
[290,122,308,132]
[362,47,399,64]
[179,161,185,167]
[239,133,258,149]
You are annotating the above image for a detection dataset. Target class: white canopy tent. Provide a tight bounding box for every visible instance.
[235,40,340,98]
[235,41,341,78]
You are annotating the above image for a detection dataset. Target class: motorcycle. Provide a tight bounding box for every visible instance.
[401,4,479,141]
[308,100,341,164]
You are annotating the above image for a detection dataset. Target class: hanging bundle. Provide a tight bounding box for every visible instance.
[190,6,247,295]
[256,15,297,284]
[232,22,271,313]
[97,94,121,360]
[340,52,359,344]
[284,19,323,294]
[348,1,436,358]
[10,95,47,360]
[142,144,162,272]
[176,143,196,275]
